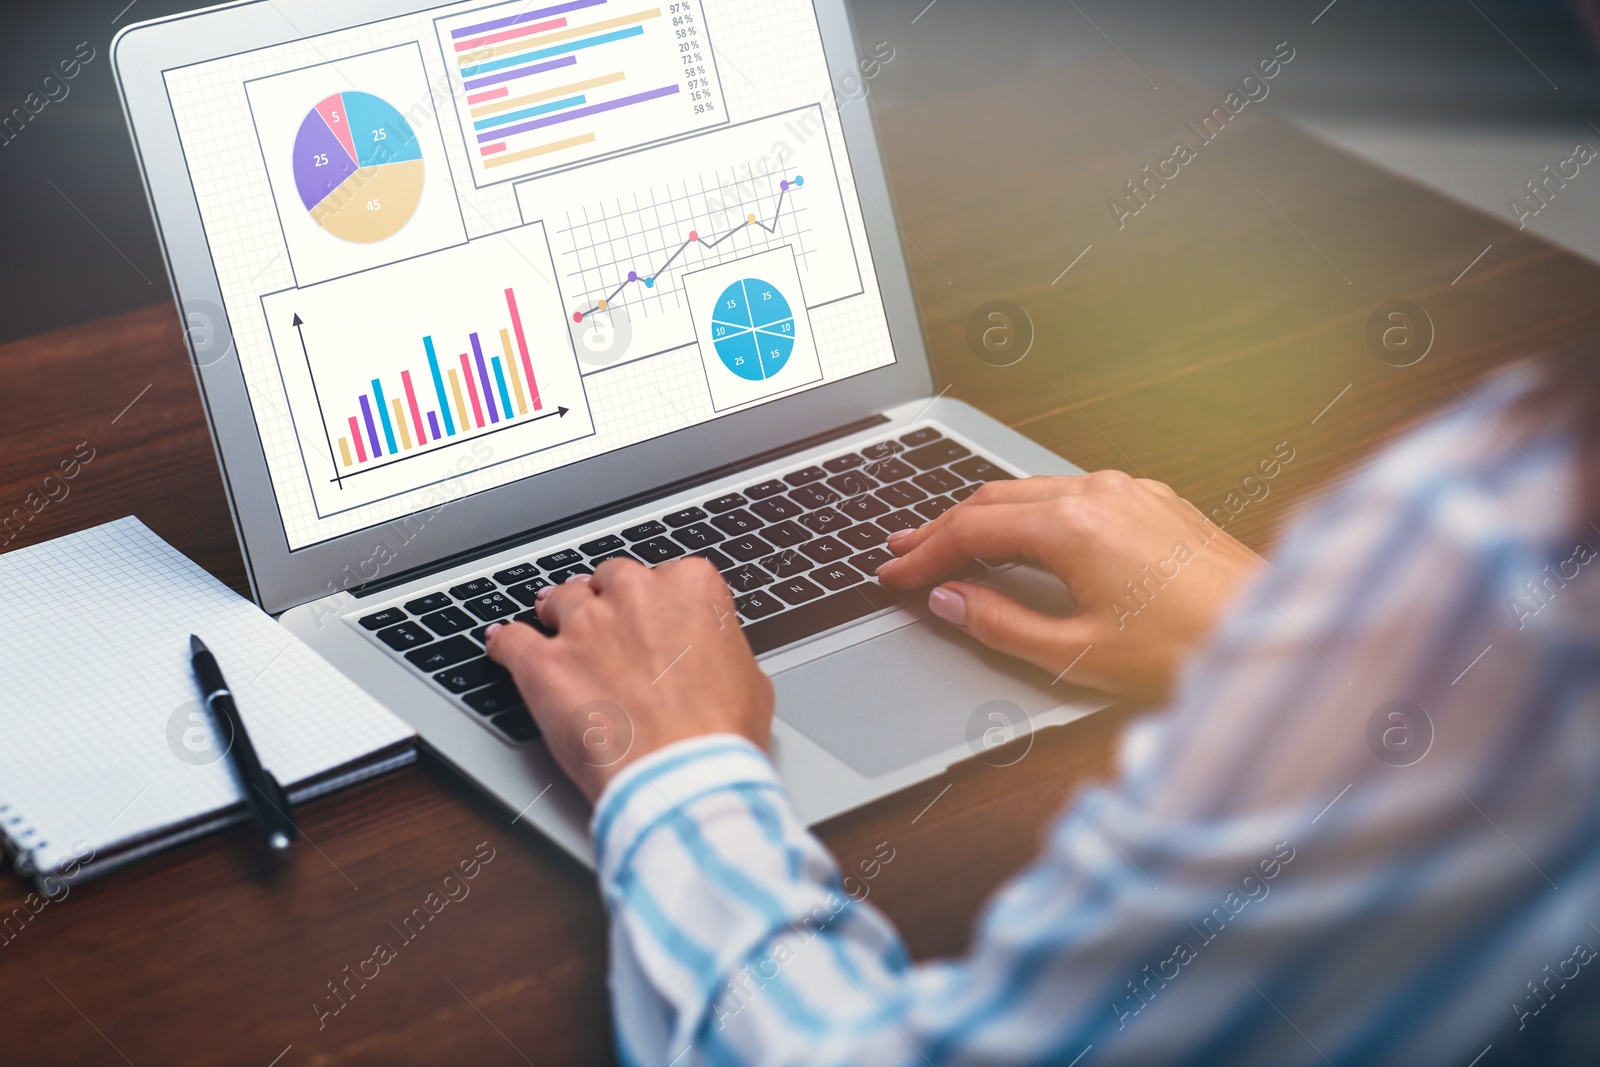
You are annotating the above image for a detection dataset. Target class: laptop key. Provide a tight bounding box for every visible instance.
[590,550,639,567]
[690,546,735,571]
[950,455,1014,482]
[915,496,958,521]
[622,520,668,541]
[838,494,890,522]
[464,682,525,717]
[360,608,408,631]
[904,439,972,471]
[376,621,432,651]
[420,606,476,636]
[548,564,595,584]
[760,549,813,578]
[579,534,627,556]
[797,508,849,536]
[633,537,687,564]
[771,576,825,605]
[736,589,785,620]
[742,583,899,655]
[823,453,864,473]
[826,470,877,497]
[951,484,980,502]
[721,534,774,563]
[403,593,452,615]
[672,523,725,550]
[723,564,775,593]
[861,440,903,460]
[878,509,923,534]
[710,509,763,537]
[507,577,553,605]
[811,562,862,591]
[876,482,927,508]
[762,520,812,549]
[450,577,498,599]
[900,427,942,447]
[434,657,510,694]
[789,483,840,509]
[490,564,539,587]
[405,635,479,672]
[751,495,804,522]
[704,493,749,514]
[799,537,851,564]
[839,524,888,551]
[491,708,541,742]
[865,456,915,483]
[852,547,894,574]
[536,548,584,571]
[464,592,519,621]
[914,468,964,495]
[663,508,707,528]
[744,479,788,499]
[784,465,828,486]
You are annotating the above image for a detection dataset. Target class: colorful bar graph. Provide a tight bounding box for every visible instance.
[459,23,651,78]
[473,94,586,133]
[500,329,529,414]
[335,282,553,472]
[458,352,486,427]
[475,85,678,143]
[359,395,383,458]
[455,16,568,54]
[470,333,500,424]
[463,54,576,92]
[505,288,543,410]
[348,417,367,462]
[423,337,456,437]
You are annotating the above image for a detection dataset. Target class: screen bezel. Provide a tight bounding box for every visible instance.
[113,0,934,615]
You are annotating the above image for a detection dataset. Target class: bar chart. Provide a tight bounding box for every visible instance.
[433,0,727,186]
[261,222,594,517]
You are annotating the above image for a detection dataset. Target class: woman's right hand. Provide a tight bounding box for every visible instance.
[874,472,1265,699]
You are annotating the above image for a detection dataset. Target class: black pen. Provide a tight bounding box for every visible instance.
[189,635,297,852]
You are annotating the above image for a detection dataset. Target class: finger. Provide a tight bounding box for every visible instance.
[589,555,649,594]
[876,502,1061,588]
[882,477,1084,560]
[535,573,597,630]
[484,621,555,699]
[925,579,1096,678]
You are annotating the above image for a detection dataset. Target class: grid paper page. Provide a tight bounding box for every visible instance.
[0,518,414,879]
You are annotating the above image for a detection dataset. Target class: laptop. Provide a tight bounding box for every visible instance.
[113,0,1107,865]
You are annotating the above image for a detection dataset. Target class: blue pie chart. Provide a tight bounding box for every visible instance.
[709,278,795,381]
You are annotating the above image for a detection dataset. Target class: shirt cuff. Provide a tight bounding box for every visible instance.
[590,733,782,885]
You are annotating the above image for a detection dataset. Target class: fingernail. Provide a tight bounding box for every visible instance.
[928,586,966,627]
[484,622,506,642]
[886,529,915,552]
[535,586,555,601]
[567,573,592,584]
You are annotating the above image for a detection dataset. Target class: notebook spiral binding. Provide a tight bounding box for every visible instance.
[0,801,45,877]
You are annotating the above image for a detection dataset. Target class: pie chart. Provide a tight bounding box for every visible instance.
[293,92,423,243]
[709,278,795,381]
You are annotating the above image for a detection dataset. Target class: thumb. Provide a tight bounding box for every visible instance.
[927,580,1096,680]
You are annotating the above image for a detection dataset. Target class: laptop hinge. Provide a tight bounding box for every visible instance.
[344,413,891,599]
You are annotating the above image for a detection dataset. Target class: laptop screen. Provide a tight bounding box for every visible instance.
[161,0,899,552]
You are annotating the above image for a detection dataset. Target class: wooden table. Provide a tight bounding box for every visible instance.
[3,56,1597,1066]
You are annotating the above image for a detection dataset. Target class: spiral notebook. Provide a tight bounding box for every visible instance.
[0,517,416,890]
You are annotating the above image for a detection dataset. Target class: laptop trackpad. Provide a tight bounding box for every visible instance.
[772,619,1075,778]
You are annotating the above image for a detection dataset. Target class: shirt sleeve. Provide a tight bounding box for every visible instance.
[590,377,1599,1067]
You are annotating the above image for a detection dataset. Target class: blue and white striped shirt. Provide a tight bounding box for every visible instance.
[591,370,1600,1066]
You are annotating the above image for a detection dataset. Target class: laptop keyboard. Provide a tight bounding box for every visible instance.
[352,426,1016,744]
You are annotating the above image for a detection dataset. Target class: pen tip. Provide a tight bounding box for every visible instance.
[189,634,207,656]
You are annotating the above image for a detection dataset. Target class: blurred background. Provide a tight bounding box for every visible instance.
[2,0,1598,347]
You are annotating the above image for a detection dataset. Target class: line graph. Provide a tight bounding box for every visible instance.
[514,106,863,368]
[572,175,806,322]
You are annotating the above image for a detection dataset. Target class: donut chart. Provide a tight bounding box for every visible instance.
[293,92,423,243]
[709,278,795,381]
